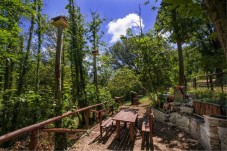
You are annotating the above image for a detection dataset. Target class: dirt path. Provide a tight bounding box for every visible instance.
[68,103,203,151]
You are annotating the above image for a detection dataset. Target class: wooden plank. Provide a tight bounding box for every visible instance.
[41,128,87,133]
[142,122,150,132]
[112,109,137,123]
[101,117,113,127]
[90,110,98,114]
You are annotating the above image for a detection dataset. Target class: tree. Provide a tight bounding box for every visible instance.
[108,67,142,100]
[87,11,105,103]
[155,1,202,86]
[204,0,227,60]
[154,0,227,59]
[109,39,138,72]
[67,0,87,125]
[0,0,34,146]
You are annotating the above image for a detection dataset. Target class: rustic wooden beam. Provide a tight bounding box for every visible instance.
[90,110,98,114]
[0,102,106,144]
[29,129,39,150]
[85,109,90,129]
[41,128,87,133]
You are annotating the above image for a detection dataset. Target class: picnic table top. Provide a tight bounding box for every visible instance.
[112,109,138,123]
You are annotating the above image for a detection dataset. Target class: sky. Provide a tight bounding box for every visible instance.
[42,0,160,46]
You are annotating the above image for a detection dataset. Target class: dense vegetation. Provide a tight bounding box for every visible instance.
[0,0,226,150]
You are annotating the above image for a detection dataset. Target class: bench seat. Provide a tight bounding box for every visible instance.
[101,117,113,127]
[141,113,153,147]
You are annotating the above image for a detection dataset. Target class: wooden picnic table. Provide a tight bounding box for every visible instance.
[112,109,138,141]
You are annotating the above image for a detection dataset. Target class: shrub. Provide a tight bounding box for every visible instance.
[108,67,142,101]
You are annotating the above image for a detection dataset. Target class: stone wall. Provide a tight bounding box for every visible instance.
[203,115,227,150]
[218,127,227,150]
[152,108,227,150]
[152,108,169,122]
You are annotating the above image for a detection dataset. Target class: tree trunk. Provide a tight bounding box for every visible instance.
[12,0,36,131]
[172,9,185,86]
[54,25,66,150]
[17,0,36,96]
[36,0,42,93]
[176,39,185,86]
[204,0,227,60]
[68,0,87,126]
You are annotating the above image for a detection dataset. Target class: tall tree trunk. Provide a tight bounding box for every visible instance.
[172,9,185,86]
[17,0,36,95]
[204,0,227,60]
[68,0,87,126]
[12,0,36,131]
[33,0,43,124]
[53,21,67,150]
[36,0,42,93]
[176,39,185,85]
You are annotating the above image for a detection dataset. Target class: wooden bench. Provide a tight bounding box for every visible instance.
[141,113,153,147]
[99,116,113,138]
[97,106,114,138]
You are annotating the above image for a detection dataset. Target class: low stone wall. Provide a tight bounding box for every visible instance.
[218,127,227,150]
[203,115,227,150]
[152,108,169,122]
[152,108,227,150]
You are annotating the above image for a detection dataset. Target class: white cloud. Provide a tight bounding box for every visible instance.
[158,31,171,39]
[107,13,144,43]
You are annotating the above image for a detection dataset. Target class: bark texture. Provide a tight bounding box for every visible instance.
[204,0,227,60]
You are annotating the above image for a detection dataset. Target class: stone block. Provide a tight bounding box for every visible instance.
[189,119,200,139]
[180,106,193,114]
[176,115,190,128]
[169,112,181,124]
[153,108,169,122]
[218,127,227,150]
[200,124,211,150]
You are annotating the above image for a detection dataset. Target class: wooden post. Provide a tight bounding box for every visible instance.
[193,77,197,89]
[220,73,224,93]
[149,113,153,146]
[210,75,214,91]
[51,16,68,151]
[110,105,113,115]
[116,120,120,139]
[85,109,90,129]
[98,111,102,137]
[129,122,134,141]
[206,75,209,89]
[29,129,39,150]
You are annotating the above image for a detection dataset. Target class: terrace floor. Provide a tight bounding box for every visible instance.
[67,103,203,151]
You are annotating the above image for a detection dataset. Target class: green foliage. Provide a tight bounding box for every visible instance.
[131,31,174,93]
[189,89,227,106]
[86,84,113,105]
[108,67,142,100]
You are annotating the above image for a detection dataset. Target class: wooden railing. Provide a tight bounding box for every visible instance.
[192,72,227,92]
[193,101,222,116]
[0,102,107,149]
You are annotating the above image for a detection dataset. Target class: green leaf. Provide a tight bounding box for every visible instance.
[208,32,218,40]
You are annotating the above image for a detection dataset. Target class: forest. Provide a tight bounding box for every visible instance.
[0,0,226,150]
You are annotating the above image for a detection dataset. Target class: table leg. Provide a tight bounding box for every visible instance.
[129,122,135,141]
[116,120,120,139]
[124,122,127,128]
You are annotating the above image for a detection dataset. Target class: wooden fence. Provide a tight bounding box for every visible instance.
[193,101,222,116]
[0,102,107,150]
[192,72,227,92]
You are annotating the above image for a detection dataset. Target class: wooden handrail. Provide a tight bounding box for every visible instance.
[0,102,106,144]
